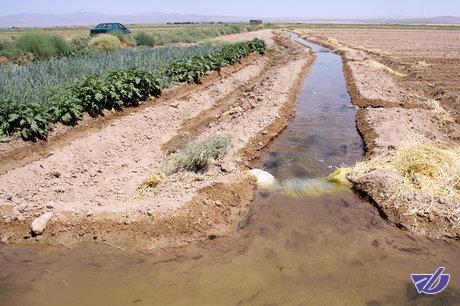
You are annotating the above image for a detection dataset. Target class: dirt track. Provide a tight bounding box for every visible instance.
[0,30,314,247]
[297,28,460,238]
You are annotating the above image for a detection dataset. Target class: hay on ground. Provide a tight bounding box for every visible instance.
[353,143,460,200]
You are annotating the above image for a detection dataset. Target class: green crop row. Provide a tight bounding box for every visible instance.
[0,38,266,140]
[167,38,266,83]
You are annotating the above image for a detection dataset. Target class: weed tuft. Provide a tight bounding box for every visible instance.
[164,135,232,174]
[7,32,73,60]
[88,34,122,52]
[70,35,91,53]
[134,31,159,47]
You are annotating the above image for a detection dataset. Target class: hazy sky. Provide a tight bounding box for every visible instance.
[1,0,459,18]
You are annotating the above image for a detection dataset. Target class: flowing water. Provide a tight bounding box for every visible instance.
[1,35,459,306]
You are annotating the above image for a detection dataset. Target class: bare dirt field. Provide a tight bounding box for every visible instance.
[299,28,460,124]
[214,29,274,46]
[297,28,460,238]
[0,30,314,247]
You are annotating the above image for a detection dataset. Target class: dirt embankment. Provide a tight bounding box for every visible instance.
[296,29,459,239]
[0,31,314,248]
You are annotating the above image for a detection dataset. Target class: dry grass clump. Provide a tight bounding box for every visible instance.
[426,99,455,124]
[88,34,122,52]
[393,144,460,198]
[221,106,243,117]
[435,112,455,124]
[138,172,166,195]
[327,37,338,45]
[163,135,231,174]
[140,172,165,189]
[353,143,460,199]
[351,143,460,236]
[326,167,352,185]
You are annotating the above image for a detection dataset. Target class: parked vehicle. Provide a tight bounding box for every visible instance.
[90,23,131,36]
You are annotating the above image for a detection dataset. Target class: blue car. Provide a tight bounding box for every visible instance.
[90,23,131,36]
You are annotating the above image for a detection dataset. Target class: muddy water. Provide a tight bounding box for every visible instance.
[1,36,460,306]
[260,36,364,180]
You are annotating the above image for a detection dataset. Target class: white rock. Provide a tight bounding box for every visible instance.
[30,212,54,236]
[247,169,276,189]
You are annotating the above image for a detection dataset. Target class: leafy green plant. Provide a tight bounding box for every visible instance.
[134,31,157,47]
[68,68,163,115]
[49,34,74,56]
[166,38,266,83]
[0,100,50,140]
[47,89,83,124]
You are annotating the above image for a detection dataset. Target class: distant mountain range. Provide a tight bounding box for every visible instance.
[0,12,248,28]
[0,12,459,28]
[296,15,460,24]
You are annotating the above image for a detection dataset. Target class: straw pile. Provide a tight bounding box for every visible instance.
[353,143,460,200]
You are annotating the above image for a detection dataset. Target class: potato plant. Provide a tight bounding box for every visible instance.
[167,38,266,83]
[0,39,266,140]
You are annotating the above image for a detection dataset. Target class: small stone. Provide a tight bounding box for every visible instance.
[0,234,9,244]
[247,169,276,189]
[371,239,379,248]
[77,230,85,236]
[30,212,54,236]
